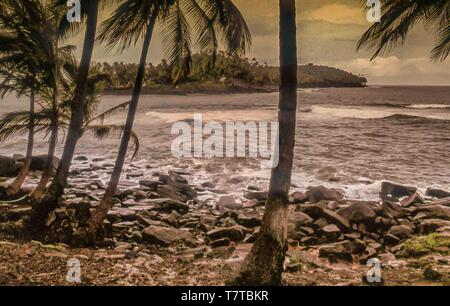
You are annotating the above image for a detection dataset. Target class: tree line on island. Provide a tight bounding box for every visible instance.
[0,0,448,286]
[92,54,368,91]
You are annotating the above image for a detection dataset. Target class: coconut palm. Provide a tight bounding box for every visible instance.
[232,0,298,285]
[28,0,103,231]
[0,74,139,192]
[86,0,251,238]
[357,0,449,61]
[0,0,70,198]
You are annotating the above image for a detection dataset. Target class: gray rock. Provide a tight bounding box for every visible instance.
[139,179,161,191]
[306,186,344,203]
[291,191,309,204]
[0,155,19,177]
[244,191,268,202]
[289,211,314,229]
[426,188,450,199]
[141,226,193,246]
[302,205,350,231]
[379,181,416,201]
[20,154,60,172]
[210,238,231,248]
[388,225,413,239]
[318,240,353,262]
[322,224,341,242]
[418,219,450,234]
[207,226,245,242]
[216,195,242,210]
[151,198,190,214]
[237,213,261,228]
[338,202,377,223]
[416,205,450,220]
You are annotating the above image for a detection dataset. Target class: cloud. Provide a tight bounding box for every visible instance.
[304,4,367,25]
[335,56,450,85]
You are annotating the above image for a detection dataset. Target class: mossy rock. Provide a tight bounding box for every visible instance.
[398,233,450,257]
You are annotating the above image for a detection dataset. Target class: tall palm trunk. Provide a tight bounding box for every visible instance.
[88,14,158,237]
[232,0,298,285]
[31,123,58,200]
[28,1,99,231]
[32,42,60,201]
[7,87,35,197]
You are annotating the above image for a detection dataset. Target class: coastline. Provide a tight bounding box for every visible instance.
[103,81,366,96]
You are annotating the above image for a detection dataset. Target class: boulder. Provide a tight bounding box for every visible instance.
[244,191,268,202]
[210,238,231,248]
[207,226,245,242]
[302,205,350,231]
[151,198,190,214]
[381,201,406,219]
[289,211,314,229]
[337,202,376,223]
[216,195,242,210]
[141,226,193,246]
[0,155,20,177]
[290,191,309,204]
[139,179,161,191]
[237,213,261,228]
[306,186,344,203]
[426,188,450,199]
[416,205,450,220]
[417,219,450,234]
[19,154,60,172]
[318,240,353,262]
[322,224,341,242]
[379,181,416,201]
[400,192,424,207]
[388,225,413,239]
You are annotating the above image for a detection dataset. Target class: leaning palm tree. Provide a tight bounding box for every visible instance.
[29,0,103,231]
[232,0,298,285]
[0,0,77,202]
[0,74,139,193]
[357,0,449,61]
[86,0,251,238]
[0,1,42,198]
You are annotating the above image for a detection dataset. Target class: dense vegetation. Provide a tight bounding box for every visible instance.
[94,52,367,91]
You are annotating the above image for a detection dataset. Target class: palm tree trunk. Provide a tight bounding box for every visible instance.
[28,1,99,231]
[7,88,35,197]
[88,14,158,238]
[31,124,58,200]
[232,0,298,285]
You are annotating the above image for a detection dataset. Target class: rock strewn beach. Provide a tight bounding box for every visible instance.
[1,154,449,285]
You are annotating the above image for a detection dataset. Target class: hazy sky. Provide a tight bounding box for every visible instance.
[72,0,450,85]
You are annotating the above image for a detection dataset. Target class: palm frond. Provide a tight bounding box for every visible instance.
[90,100,132,124]
[358,0,449,61]
[85,124,140,161]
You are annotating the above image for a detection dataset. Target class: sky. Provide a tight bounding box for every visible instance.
[71,0,450,86]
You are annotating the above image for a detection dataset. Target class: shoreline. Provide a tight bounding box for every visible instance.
[103,82,366,96]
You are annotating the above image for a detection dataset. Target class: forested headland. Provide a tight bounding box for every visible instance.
[95,52,367,94]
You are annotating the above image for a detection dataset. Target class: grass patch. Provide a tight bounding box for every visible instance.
[398,233,450,257]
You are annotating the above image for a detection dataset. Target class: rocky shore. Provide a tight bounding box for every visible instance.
[0,154,449,285]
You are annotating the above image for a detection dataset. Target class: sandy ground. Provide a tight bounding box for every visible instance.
[0,238,447,286]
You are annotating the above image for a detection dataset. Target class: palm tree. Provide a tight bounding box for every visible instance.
[232,0,298,285]
[29,0,102,231]
[0,1,40,198]
[0,74,139,196]
[357,0,449,61]
[0,0,70,198]
[86,0,251,238]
